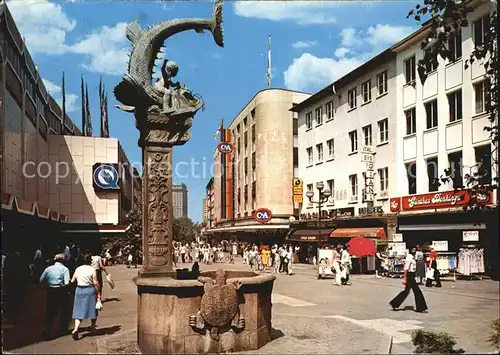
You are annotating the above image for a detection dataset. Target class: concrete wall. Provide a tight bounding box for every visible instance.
[297,58,398,216]
[47,136,119,224]
[394,1,496,198]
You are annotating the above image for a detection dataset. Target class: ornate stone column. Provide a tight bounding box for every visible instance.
[137,112,191,277]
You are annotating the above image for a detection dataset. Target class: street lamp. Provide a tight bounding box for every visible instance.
[306,181,332,244]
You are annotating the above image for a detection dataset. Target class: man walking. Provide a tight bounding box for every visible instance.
[390,248,428,313]
[39,253,71,339]
[332,245,342,286]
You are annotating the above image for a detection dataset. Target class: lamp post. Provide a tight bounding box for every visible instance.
[306,181,332,244]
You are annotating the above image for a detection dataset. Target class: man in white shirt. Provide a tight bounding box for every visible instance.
[340,245,352,285]
[180,245,186,263]
[389,248,428,313]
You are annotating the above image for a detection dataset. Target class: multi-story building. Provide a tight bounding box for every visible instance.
[205,88,310,243]
[0,2,141,251]
[172,183,188,219]
[205,177,215,228]
[290,0,498,277]
[292,48,398,242]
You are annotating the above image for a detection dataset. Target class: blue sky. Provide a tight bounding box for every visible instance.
[9,0,417,222]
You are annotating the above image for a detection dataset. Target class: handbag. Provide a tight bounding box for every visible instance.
[95,299,103,310]
[426,268,435,280]
[106,273,115,289]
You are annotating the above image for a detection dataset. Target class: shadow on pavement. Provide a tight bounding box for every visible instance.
[80,325,122,339]
[271,327,284,340]
[102,297,121,304]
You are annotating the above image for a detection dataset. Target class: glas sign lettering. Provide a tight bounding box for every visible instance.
[253,208,272,223]
[217,142,233,154]
[407,193,463,208]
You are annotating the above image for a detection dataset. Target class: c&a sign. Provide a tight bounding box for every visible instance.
[253,208,272,224]
[392,189,492,212]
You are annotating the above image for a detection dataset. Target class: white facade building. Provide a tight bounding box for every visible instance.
[294,49,399,218]
[393,0,496,199]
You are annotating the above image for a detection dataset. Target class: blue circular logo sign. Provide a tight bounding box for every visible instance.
[93,164,119,190]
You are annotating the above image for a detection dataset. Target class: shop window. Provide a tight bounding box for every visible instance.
[426,157,439,192]
[475,145,492,185]
[448,151,463,188]
[406,162,417,195]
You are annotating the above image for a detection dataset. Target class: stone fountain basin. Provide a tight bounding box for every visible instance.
[134,271,276,354]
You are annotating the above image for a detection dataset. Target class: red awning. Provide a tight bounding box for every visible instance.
[330,227,386,239]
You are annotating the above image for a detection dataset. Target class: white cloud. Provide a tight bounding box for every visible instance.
[292,41,317,49]
[334,47,351,58]
[7,1,129,76]
[284,24,414,92]
[68,23,129,76]
[7,0,76,54]
[42,79,79,113]
[233,2,338,25]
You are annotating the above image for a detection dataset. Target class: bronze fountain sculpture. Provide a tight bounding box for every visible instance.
[114,2,276,353]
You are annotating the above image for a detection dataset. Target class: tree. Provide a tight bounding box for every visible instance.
[407,0,498,211]
[102,206,142,254]
[173,217,200,244]
[411,329,465,353]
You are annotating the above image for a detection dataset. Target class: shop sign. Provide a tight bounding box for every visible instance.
[358,206,384,215]
[293,195,303,203]
[293,187,303,195]
[388,242,406,254]
[217,142,233,154]
[463,231,479,242]
[432,240,448,252]
[300,236,318,241]
[398,190,492,211]
[253,208,272,223]
[293,178,303,187]
[92,163,120,191]
[299,207,355,220]
[390,198,401,212]
[392,233,403,242]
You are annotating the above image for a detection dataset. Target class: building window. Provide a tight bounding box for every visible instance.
[362,124,372,147]
[426,157,439,192]
[378,167,389,192]
[348,88,357,110]
[448,151,463,189]
[404,56,416,84]
[306,112,312,129]
[377,71,388,96]
[327,179,334,198]
[474,15,490,47]
[448,30,462,60]
[293,118,298,135]
[361,80,371,103]
[349,174,358,196]
[325,100,334,120]
[378,118,389,143]
[405,107,416,135]
[316,143,323,162]
[406,162,417,194]
[251,124,256,141]
[315,106,323,125]
[327,139,334,159]
[448,90,462,122]
[349,130,358,153]
[475,145,492,185]
[474,80,489,114]
[307,147,313,165]
[425,99,438,129]
[293,147,298,167]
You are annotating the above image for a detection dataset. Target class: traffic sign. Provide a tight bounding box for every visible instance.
[361,154,374,163]
[293,187,303,195]
[293,178,303,187]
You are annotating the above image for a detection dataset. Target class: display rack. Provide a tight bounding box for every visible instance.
[431,251,457,282]
[386,256,406,278]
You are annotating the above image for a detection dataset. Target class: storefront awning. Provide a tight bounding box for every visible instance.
[398,223,486,231]
[330,227,386,239]
[204,224,290,234]
[287,228,335,242]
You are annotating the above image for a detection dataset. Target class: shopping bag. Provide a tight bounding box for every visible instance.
[106,273,115,289]
[426,268,435,280]
[95,300,103,310]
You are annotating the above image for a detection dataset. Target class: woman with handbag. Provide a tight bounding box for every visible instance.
[425,247,442,288]
[91,249,109,300]
[70,253,101,340]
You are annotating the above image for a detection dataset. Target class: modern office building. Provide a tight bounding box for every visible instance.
[205,88,310,243]
[172,183,188,219]
[0,2,141,251]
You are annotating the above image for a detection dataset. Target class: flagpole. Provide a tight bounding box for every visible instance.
[62,71,66,120]
[85,82,92,137]
[267,34,272,87]
[99,77,103,137]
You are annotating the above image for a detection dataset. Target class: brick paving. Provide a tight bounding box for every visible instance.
[5,259,499,354]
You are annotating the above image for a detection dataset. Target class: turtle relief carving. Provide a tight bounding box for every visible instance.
[189,269,245,340]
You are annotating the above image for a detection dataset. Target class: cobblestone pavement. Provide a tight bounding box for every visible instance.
[7,259,499,354]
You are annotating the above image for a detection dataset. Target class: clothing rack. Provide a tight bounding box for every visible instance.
[432,251,457,282]
[385,256,406,278]
[457,246,486,280]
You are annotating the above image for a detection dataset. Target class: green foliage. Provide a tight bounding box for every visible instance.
[411,329,465,354]
[173,217,201,244]
[408,0,498,211]
[487,319,500,350]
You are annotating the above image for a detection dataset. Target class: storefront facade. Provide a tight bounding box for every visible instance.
[390,189,499,280]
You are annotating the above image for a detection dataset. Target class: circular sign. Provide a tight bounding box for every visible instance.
[93,164,119,189]
[217,142,233,154]
[253,208,272,224]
